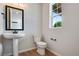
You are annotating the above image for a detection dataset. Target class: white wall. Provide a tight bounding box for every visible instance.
[0,3,42,55]
[42,3,79,56]
[19,3,42,51]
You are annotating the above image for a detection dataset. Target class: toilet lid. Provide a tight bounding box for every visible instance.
[37,42,47,45]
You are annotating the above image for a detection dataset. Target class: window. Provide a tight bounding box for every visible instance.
[49,3,62,28]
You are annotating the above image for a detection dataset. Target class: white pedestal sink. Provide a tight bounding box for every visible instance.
[3,33,25,56]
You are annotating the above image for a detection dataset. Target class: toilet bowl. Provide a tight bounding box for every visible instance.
[37,42,47,48]
[36,42,47,55]
[0,43,2,56]
[33,36,47,55]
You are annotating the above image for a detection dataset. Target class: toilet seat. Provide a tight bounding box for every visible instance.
[37,42,47,46]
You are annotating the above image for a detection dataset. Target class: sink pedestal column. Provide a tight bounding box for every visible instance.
[13,39,18,56]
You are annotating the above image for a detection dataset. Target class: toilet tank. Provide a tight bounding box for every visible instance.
[34,36,41,42]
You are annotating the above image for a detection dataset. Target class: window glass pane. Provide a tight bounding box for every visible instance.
[52,3,62,28]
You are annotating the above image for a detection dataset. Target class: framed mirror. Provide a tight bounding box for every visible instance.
[5,5,24,30]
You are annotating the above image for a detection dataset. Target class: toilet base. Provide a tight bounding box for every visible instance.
[37,48,45,55]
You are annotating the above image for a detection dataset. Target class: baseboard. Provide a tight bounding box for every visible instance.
[4,47,36,56]
[4,47,61,56]
[19,47,36,53]
[46,48,61,56]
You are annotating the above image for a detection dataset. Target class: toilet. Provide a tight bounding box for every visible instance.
[34,36,47,55]
[0,43,2,56]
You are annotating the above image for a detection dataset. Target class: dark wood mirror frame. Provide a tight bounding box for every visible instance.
[5,5,24,31]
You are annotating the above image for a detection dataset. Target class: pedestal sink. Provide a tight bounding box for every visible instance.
[3,33,25,56]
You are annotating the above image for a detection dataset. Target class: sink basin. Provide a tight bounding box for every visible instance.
[3,33,25,39]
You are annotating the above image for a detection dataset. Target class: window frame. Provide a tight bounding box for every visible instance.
[49,3,62,29]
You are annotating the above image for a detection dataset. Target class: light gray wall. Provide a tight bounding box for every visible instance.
[19,3,42,51]
[42,3,79,56]
[0,3,42,55]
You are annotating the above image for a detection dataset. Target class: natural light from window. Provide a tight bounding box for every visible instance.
[49,3,62,28]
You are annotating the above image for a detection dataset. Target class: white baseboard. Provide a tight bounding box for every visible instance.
[19,47,36,53]
[46,48,61,56]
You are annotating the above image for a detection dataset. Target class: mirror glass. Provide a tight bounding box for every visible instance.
[5,5,24,30]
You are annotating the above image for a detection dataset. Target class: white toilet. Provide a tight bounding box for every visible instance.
[0,43,2,56]
[34,36,47,55]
